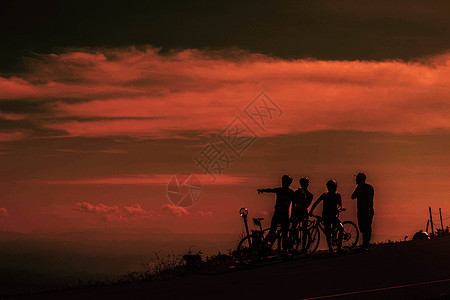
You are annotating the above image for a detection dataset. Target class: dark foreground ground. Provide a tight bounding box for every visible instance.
[19,238,450,300]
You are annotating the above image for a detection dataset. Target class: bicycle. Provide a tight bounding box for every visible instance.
[236,208,311,258]
[236,208,288,258]
[307,208,359,254]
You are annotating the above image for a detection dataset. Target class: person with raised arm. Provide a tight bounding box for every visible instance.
[258,175,295,250]
[310,180,343,253]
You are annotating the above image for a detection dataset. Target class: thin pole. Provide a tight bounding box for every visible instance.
[439,208,444,231]
[243,215,251,246]
[426,219,429,233]
[429,207,434,238]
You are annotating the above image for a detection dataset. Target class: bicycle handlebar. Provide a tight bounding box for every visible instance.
[309,207,346,218]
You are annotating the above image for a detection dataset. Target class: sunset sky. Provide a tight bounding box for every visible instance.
[1,0,450,241]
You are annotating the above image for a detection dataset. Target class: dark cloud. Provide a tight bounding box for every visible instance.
[0,118,33,130]
[1,0,450,72]
[0,100,50,114]
[42,116,166,122]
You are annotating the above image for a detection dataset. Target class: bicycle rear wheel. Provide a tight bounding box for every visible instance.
[237,234,265,258]
[341,221,359,249]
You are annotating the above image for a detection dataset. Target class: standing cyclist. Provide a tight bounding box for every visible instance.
[258,175,294,251]
[291,177,314,230]
[310,180,343,253]
[351,172,374,251]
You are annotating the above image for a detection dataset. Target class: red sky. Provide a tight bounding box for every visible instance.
[1,47,450,241]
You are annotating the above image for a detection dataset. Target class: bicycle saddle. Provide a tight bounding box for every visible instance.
[252,218,264,226]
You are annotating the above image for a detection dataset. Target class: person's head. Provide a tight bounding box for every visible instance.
[326,180,337,193]
[299,177,309,189]
[356,172,366,185]
[282,175,293,187]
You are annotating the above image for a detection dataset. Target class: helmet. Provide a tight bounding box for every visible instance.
[299,177,309,186]
[282,175,293,186]
[326,179,337,189]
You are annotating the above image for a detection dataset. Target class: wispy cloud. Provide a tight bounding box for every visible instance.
[195,210,213,217]
[0,132,25,142]
[73,202,150,222]
[123,204,146,216]
[72,202,212,222]
[34,174,247,185]
[160,204,190,217]
[73,202,120,214]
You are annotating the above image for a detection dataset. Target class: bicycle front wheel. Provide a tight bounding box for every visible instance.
[341,221,359,249]
[293,227,312,255]
[307,226,320,255]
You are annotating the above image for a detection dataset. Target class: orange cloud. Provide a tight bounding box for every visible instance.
[73,202,156,223]
[73,202,120,214]
[195,210,213,217]
[123,204,146,216]
[0,132,25,142]
[0,112,25,120]
[160,204,190,216]
[1,47,450,141]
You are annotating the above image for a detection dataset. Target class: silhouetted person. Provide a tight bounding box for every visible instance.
[258,175,294,250]
[351,172,374,250]
[310,180,343,252]
[291,177,314,229]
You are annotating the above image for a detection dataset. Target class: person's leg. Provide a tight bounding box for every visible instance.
[301,213,309,245]
[280,213,290,252]
[334,218,344,250]
[291,213,299,230]
[264,212,280,246]
[291,210,297,227]
[357,212,365,246]
[358,212,371,248]
[364,214,373,248]
[324,219,333,252]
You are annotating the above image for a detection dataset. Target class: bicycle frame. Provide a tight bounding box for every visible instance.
[310,213,345,250]
[243,218,284,250]
[309,216,326,235]
[310,215,343,233]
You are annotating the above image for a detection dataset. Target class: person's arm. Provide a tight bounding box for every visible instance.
[337,194,342,210]
[351,186,360,199]
[258,188,278,194]
[368,186,375,215]
[306,192,314,209]
[309,194,324,215]
[291,190,298,209]
[289,190,295,215]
